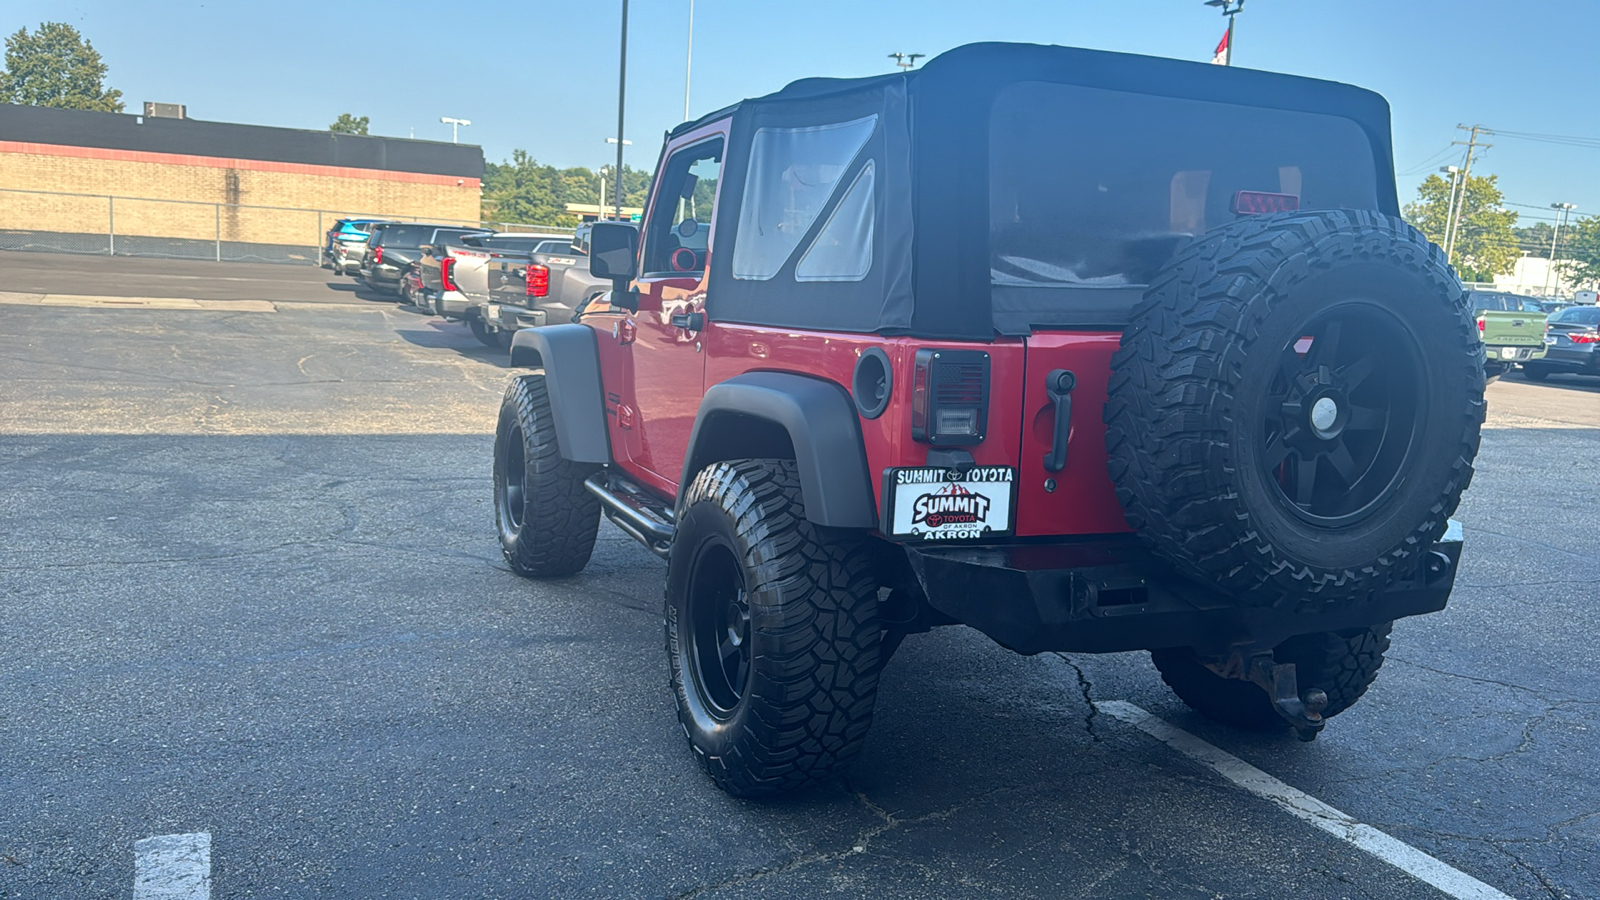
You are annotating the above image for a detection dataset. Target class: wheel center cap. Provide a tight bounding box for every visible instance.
[1310,397,1340,433]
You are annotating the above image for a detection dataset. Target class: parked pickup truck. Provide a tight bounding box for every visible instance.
[422,224,620,346]
[1469,290,1548,381]
[360,223,490,296]
[415,232,569,322]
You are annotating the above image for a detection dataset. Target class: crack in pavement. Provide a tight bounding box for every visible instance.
[1494,843,1565,900]
[1385,655,1592,704]
[665,785,1020,900]
[1457,525,1591,562]
[1052,653,1102,742]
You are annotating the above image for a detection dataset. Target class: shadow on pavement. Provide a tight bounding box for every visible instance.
[394,320,509,365]
[1514,370,1600,394]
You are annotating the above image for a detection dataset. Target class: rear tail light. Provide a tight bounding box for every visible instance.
[440,256,458,292]
[373,245,383,265]
[526,264,550,298]
[1570,331,1600,344]
[910,349,990,445]
[1476,316,1486,332]
[1232,191,1300,215]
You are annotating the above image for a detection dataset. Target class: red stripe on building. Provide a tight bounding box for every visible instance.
[0,140,481,188]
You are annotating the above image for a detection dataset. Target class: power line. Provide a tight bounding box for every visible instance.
[1483,127,1600,150]
[1398,144,1461,176]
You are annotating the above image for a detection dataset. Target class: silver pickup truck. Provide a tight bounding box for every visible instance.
[420,225,618,347]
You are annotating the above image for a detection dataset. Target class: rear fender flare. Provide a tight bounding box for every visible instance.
[508,325,610,464]
[681,372,876,529]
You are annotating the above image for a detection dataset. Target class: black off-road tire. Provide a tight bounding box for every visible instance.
[469,315,499,348]
[1105,210,1485,610]
[1519,363,1550,382]
[666,459,883,797]
[493,375,601,577]
[1151,623,1393,731]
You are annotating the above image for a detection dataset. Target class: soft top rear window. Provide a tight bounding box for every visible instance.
[989,82,1380,290]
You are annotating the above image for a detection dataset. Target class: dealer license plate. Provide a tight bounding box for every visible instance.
[883,466,1016,541]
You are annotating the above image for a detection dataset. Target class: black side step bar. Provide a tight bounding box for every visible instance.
[584,472,674,559]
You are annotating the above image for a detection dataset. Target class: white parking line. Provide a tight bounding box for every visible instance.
[0,291,274,312]
[1096,701,1514,900]
[133,832,211,900]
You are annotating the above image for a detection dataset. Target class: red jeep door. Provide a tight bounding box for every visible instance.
[626,128,728,490]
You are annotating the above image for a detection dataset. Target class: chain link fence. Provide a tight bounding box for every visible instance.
[0,187,574,266]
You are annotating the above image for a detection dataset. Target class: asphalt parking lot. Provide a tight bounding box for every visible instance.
[1,251,1597,899]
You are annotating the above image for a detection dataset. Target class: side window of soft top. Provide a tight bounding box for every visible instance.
[641,137,724,277]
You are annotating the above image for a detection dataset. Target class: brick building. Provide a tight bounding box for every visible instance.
[0,103,484,260]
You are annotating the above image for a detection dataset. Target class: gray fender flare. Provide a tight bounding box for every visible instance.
[680,372,876,529]
[508,325,610,464]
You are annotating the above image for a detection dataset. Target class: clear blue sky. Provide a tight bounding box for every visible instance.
[10,1,1600,226]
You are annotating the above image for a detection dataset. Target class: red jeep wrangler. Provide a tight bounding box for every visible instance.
[492,43,1484,797]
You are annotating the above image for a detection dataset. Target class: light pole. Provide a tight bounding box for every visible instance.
[1440,165,1463,262]
[1544,202,1577,298]
[439,116,471,143]
[605,138,632,220]
[888,52,925,70]
[614,0,629,221]
[684,0,694,122]
[1204,0,1244,66]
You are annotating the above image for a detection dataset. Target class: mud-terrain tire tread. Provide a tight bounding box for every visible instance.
[1104,209,1484,610]
[494,374,601,577]
[1151,622,1392,730]
[666,459,882,797]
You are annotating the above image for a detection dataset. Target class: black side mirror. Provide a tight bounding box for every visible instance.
[589,222,639,281]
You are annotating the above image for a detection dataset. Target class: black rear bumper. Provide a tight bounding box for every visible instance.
[903,525,1463,655]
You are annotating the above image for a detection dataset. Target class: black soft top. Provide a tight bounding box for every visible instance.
[680,43,1398,340]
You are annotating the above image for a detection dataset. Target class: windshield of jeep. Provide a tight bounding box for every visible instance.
[989,81,1380,288]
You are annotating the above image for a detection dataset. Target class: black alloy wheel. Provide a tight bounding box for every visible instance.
[498,422,526,534]
[684,539,751,720]
[492,374,601,577]
[1260,304,1424,528]
[1104,209,1484,609]
[665,459,883,797]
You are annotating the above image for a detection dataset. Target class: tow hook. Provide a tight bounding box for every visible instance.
[1204,651,1329,741]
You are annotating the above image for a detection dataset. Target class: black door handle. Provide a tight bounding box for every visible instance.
[670,311,705,332]
[1043,369,1076,472]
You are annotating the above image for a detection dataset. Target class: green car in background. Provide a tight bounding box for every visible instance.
[1469,290,1548,382]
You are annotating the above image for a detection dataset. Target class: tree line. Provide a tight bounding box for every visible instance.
[1402,171,1599,291]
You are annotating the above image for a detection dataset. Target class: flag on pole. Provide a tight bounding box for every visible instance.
[1210,29,1230,65]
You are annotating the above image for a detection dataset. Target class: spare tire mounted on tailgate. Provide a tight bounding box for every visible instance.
[1104,209,1486,611]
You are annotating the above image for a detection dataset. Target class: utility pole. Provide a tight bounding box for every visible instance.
[684,0,694,122]
[1444,124,1490,265]
[1544,202,1577,298]
[1440,165,1463,261]
[1205,0,1244,65]
[888,52,925,70]
[614,0,629,221]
